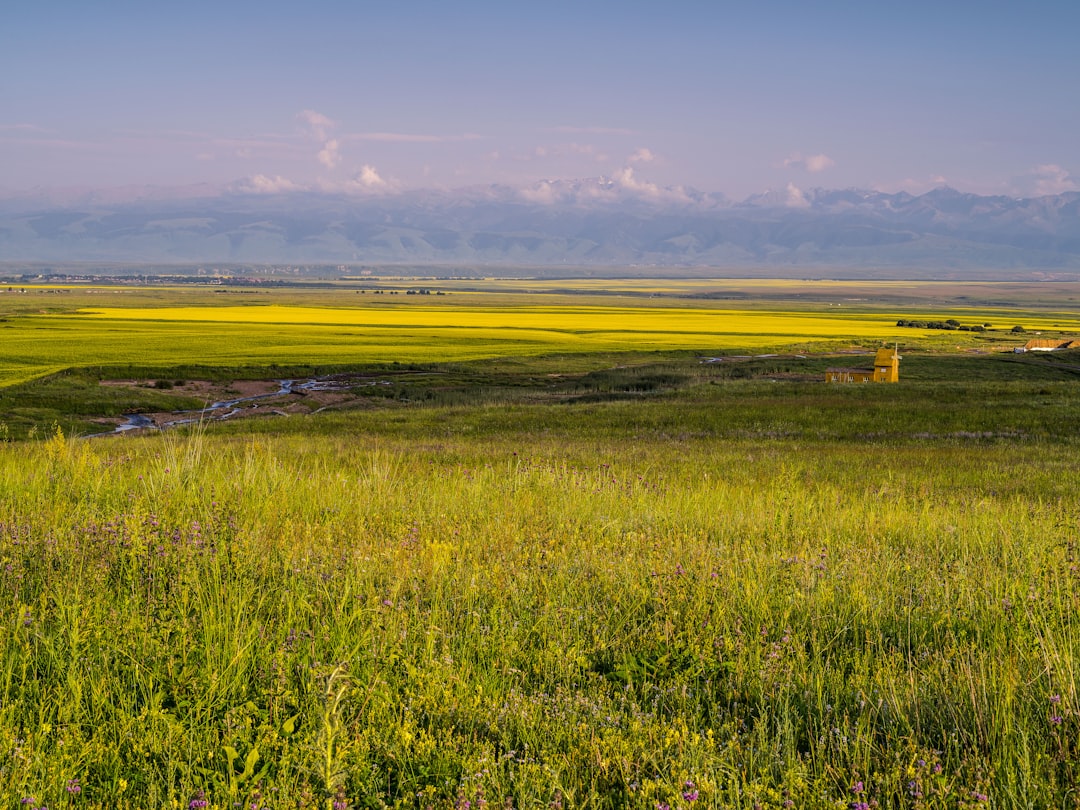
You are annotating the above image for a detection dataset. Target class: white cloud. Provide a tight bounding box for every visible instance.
[782,152,835,173]
[1013,164,1078,197]
[613,166,658,194]
[297,109,346,171]
[297,109,335,140]
[334,165,393,194]
[236,174,299,194]
[358,165,387,188]
[628,147,655,164]
[317,139,341,169]
[519,181,560,204]
[612,167,691,203]
[785,182,810,207]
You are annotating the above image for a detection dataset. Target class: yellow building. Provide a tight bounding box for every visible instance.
[825,347,900,383]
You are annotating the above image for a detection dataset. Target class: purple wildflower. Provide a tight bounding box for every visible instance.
[1051,715,1063,725]
[971,791,988,802]
[851,781,864,794]
[65,778,81,794]
[682,780,699,802]
[188,790,209,809]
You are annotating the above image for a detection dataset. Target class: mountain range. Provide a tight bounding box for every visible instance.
[2,177,1079,277]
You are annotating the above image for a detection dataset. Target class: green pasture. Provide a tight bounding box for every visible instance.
[1,385,1079,809]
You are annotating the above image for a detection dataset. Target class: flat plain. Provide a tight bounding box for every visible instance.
[1,278,1079,809]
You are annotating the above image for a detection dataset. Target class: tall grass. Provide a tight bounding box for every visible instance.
[1,401,1078,808]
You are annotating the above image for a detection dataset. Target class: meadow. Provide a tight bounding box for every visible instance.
[1,279,1079,808]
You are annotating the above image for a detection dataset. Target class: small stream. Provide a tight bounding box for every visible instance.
[88,377,385,437]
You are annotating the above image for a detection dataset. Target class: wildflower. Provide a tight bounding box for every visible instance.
[971,791,988,802]
[1051,715,1063,725]
[1050,694,1062,704]
[188,791,209,809]
[682,780,699,802]
[66,778,81,794]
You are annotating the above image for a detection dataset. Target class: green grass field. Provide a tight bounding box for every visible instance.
[1,279,1079,808]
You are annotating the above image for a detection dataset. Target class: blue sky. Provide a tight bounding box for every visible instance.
[3,0,1078,199]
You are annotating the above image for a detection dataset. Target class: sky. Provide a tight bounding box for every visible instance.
[3,0,1079,200]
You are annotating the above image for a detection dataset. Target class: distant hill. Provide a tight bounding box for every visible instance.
[1,179,1079,276]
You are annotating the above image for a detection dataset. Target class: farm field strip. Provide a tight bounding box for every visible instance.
[4,293,1077,388]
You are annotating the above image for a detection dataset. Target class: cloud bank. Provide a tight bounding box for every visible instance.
[782,152,836,173]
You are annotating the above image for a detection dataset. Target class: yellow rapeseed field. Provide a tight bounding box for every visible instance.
[77,303,912,337]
